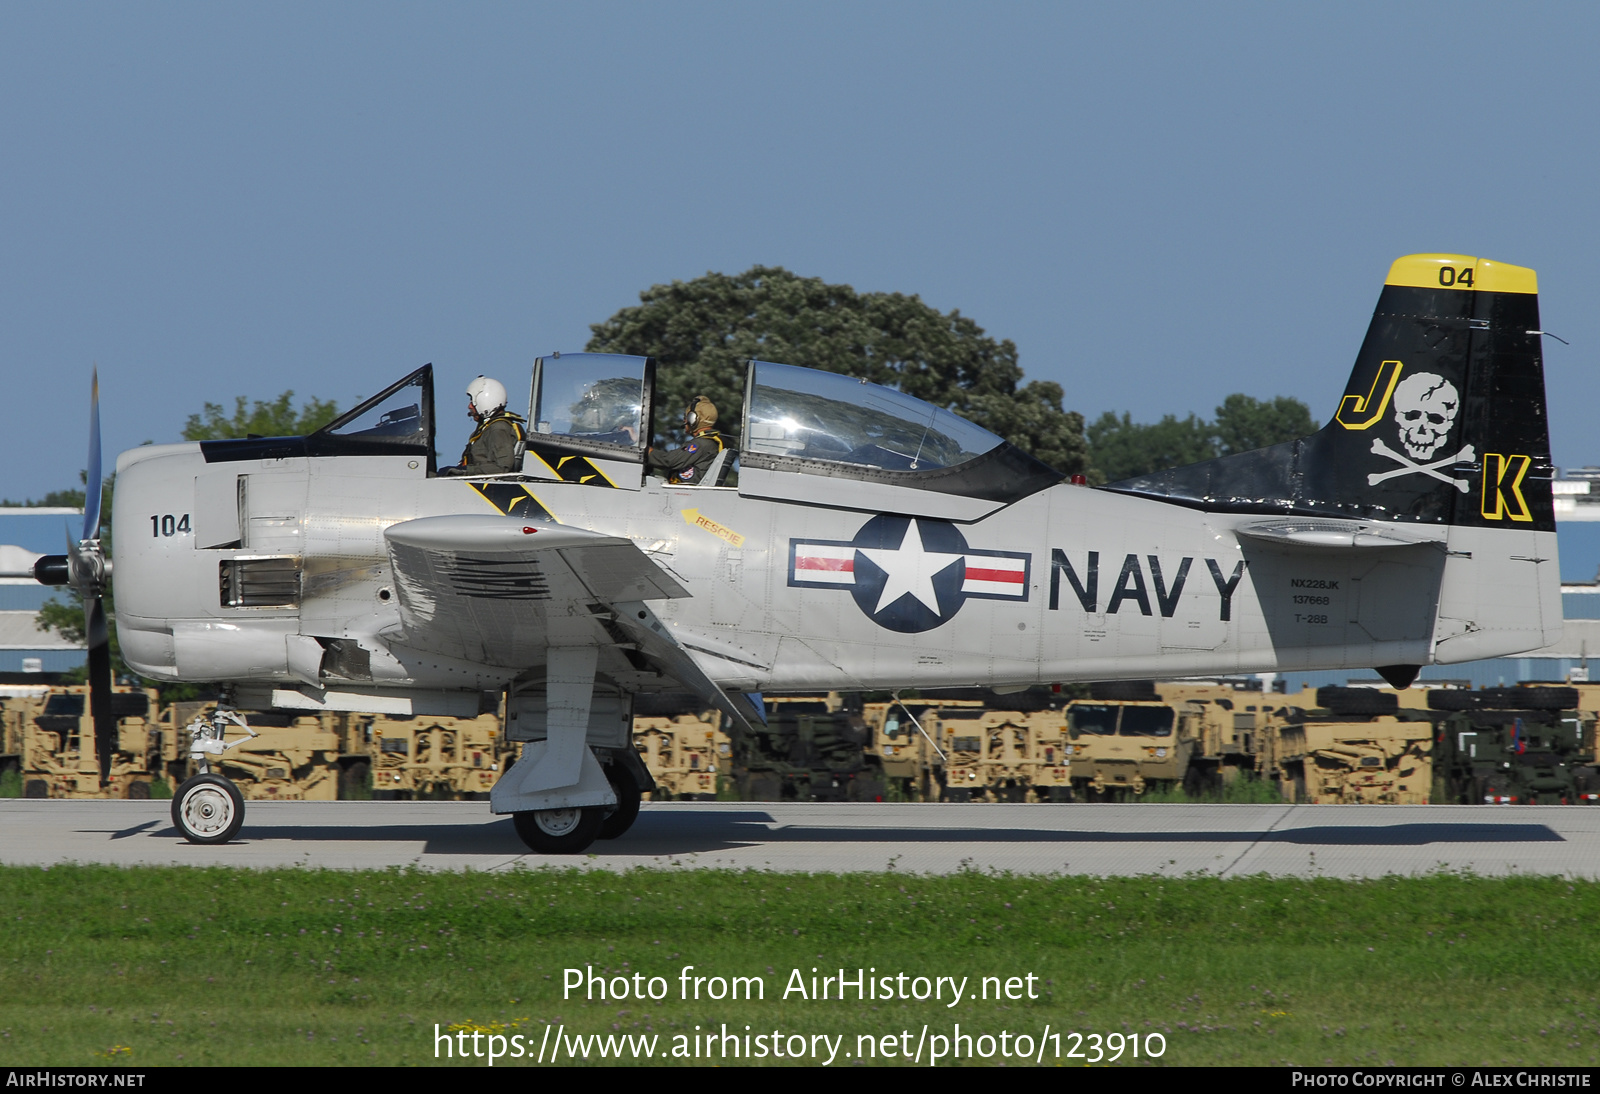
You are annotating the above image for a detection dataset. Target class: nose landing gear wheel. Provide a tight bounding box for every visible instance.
[512,806,603,854]
[171,774,245,844]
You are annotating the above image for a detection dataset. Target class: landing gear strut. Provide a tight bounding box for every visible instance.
[172,703,256,845]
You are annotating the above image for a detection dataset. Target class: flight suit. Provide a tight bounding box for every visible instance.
[647,430,725,485]
[458,411,527,475]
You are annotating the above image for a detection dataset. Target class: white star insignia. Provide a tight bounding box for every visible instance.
[858,519,964,616]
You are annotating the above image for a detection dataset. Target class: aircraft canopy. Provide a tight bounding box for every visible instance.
[743,361,1004,472]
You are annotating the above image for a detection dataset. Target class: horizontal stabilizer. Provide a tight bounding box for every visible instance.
[1234,518,1445,550]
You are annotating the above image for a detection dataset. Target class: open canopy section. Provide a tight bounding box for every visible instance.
[199,364,436,467]
[313,365,434,454]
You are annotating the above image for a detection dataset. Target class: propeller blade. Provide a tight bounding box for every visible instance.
[82,368,102,542]
[85,596,115,787]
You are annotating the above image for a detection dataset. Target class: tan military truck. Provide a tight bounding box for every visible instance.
[936,706,1073,802]
[1061,680,1298,798]
[0,687,43,785]
[4,686,168,799]
[866,697,970,800]
[864,697,966,800]
[353,712,510,800]
[864,697,1071,802]
[1269,688,1434,804]
[1155,681,1284,793]
[1064,694,1194,799]
[632,710,726,800]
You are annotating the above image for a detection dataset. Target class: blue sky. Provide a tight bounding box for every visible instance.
[3,2,1597,504]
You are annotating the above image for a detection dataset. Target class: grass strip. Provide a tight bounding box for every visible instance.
[3,865,1599,1067]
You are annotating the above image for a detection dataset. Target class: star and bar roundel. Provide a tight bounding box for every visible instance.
[788,515,1031,633]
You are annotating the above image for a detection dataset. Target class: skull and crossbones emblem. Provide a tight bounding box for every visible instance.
[1367,371,1473,492]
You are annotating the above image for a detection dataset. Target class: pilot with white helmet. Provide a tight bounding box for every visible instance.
[441,376,526,476]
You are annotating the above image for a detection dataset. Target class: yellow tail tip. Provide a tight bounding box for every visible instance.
[1385,254,1536,294]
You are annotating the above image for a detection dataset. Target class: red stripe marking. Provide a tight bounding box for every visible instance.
[796,557,854,572]
[965,566,1024,584]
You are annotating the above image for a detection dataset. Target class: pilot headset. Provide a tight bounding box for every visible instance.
[685,395,716,431]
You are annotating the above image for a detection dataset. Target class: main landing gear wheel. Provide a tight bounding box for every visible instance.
[597,766,642,840]
[172,774,245,844]
[512,806,603,855]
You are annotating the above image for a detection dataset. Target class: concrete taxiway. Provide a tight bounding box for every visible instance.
[3,799,1598,876]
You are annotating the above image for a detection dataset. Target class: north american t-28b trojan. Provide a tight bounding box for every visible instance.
[26,254,1562,852]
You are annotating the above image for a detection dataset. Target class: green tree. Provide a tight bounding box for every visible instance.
[1087,412,1218,483]
[585,266,1089,474]
[0,488,90,508]
[183,392,340,441]
[1213,393,1320,456]
[1088,395,1319,482]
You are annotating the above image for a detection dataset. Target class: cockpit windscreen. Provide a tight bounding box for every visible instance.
[534,355,647,451]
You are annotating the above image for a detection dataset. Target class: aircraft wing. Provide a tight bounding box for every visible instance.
[383,515,689,668]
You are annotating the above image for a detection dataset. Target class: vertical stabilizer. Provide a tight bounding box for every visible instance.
[1105,253,1554,531]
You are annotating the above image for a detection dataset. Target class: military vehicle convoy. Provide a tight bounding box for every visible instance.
[1,691,518,801]
[6,680,1597,806]
[1054,681,1598,805]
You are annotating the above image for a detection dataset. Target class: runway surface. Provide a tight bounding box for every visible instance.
[4,799,1599,876]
